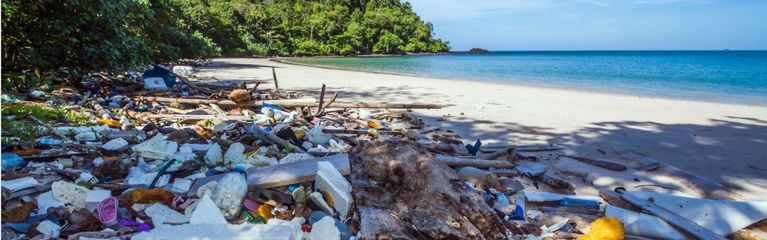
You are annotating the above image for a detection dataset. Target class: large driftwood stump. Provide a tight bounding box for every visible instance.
[351,141,509,239]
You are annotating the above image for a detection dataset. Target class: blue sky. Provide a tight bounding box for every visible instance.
[409,0,767,51]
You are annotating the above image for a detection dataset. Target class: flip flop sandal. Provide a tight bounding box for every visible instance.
[98,197,118,226]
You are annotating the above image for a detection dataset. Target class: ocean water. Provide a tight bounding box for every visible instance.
[291,51,767,105]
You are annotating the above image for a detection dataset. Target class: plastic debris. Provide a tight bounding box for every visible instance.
[224,142,246,165]
[132,134,178,160]
[211,172,248,220]
[190,194,228,224]
[2,153,26,170]
[577,217,624,240]
[3,176,39,192]
[51,181,91,209]
[315,161,353,218]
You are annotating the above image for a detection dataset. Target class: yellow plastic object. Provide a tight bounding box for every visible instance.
[577,216,624,240]
[96,119,122,128]
[293,129,305,139]
[367,120,384,130]
[257,204,273,221]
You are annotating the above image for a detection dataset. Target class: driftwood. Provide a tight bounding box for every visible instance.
[435,154,515,168]
[124,111,251,121]
[93,102,113,119]
[316,84,326,115]
[480,147,517,161]
[561,155,627,171]
[616,188,727,240]
[618,152,738,200]
[272,66,279,91]
[537,172,576,190]
[350,141,509,239]
[134,96,440,109]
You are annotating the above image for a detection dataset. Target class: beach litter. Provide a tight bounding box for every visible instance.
[1,63,765,240]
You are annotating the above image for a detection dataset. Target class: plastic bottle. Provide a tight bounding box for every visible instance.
[558,197,601,209]
[36,137,63,146]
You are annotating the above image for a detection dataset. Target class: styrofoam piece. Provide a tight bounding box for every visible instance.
[182,143,212,152]
[132,134,178,160]
[309,192,336,217]
[146,203,190,224]
[205,143,224,165]
[36,191,65,215]
[75,132,97,141]
[35,220,61,238]
[267,217,306,240]
[310,216,341,240]
[144,77,169,90]
[210,173,248,220]
[85,189,112,212]
[171,178,193,194]
[224,143,246,165]
[629,191,767,236]
[132,223,295,240]
[3,176,38,192]
[172,66,194,77]
[315,161,352,217]
[190,194,228,224]
[244,154,278,167]
[51,181,91,209]
[606,205,688,240]
[306,125,332,145]
[101,138,130,151]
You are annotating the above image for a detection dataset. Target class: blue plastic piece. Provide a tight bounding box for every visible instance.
[465,139,482,155]
[309,211,352,240]
[287,184,299,192]
[142,65,176,88]
[510,204,525,220]
[558,197,601,209]
[2,153,27,170]
[264,126,272,133]
[261,102,285,111]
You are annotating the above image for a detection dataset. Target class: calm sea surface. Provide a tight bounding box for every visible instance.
[290,51,767,105]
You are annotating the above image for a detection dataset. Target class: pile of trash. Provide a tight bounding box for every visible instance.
[2,64,766,240]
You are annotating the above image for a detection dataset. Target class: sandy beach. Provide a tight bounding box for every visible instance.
[196,57,767,201]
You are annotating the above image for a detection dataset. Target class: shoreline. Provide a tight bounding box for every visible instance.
[275,57,767,108]
[197,57,767,201]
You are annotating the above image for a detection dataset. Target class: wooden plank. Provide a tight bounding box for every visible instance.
[186,154,349,197]
[616,189,726,240]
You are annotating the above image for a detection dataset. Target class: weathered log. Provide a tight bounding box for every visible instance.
[124,111,251,121]
[616,188,726,240]
[350,141,509,239]
[435,154,515,168]
[135,96,439,109]
[537,172,576,190]
[617,152,738,200]
[561,155,627,171]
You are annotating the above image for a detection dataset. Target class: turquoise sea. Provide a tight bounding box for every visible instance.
[291,51,767,105]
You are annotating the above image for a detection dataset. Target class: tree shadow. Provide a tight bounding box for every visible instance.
[410,110,767,200]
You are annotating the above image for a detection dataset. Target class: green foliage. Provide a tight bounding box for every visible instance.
[1,104,90,124]
[1,0,449,90]
[2,120,44,142]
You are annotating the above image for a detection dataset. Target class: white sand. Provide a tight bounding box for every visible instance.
[196,58,767,200]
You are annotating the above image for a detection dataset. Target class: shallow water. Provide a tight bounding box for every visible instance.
[291,51,767,105]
